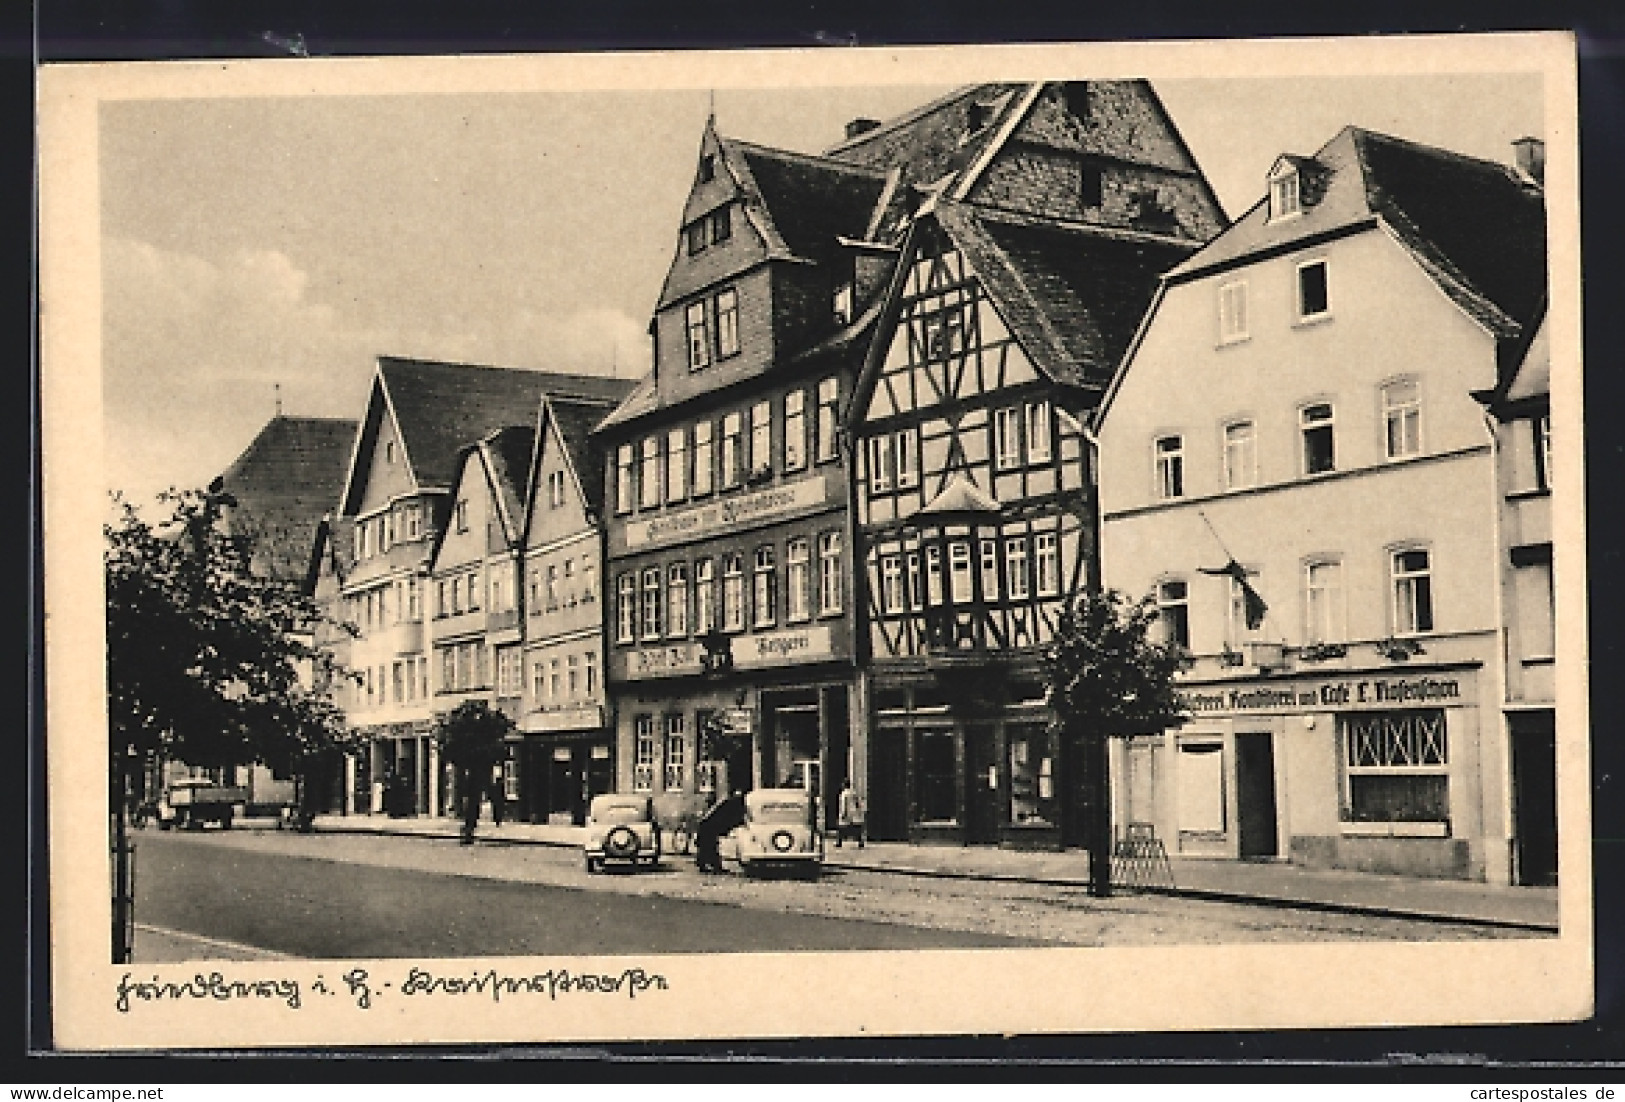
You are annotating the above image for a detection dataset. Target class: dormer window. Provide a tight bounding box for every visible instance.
[710,205,731,245]
[832,282,854,325]
[1269,166,1301,221]
[698,154,716,183]
[685,221,707,256]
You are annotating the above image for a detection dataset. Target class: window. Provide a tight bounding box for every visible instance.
[436,580,448,619]
[692,420,714,496]
[915,729,957,823]
[1382,379,1421,459]
[710,206,732,245]
[816,378,839,462]
[439,651,454,695]
[497,647,523,697]
[1156,579,1190,648]
[1304,559,1345,644]
[1223,420,1257,490]
[1301,403,1335,475]
[722,553,745,631]
[1392,548,1434,636]
[818,532,843,615]
[582,562,596,603]
[392,662,404,704]
[685,221,707,256]
[979,539,1000,602]
[641,568,662,641]
[753,545,777,628]
[906,551,923,609]
[1080,161,1103,208]
[454,499,469,533]
[1535,414,1553,491]
[995,408,1022,470]
[584,651,597,696]
[832,283,854,325]
[924,308,964,359]
[633,716,656,793]
[1297,259,1330,320]
[1218,280,1248,344]
[666,427,689,501]
[548,469,567,508]
[567,654,579,698]
[926,545,943,605]
[545,564,559,611]
[949,542,973,604]
[466,570,481,611]
[385,440,395,464]
[895,428,919,489]
[784,391,808,472]
[404,504,420,539]
[686,300,711,370]
[695,558,716,635]
[563,558,576,607]
[749,400,772,477]
[1026,402,1052,463]
[1005,538,1030,600]
[616,574,636,643]
[867,435,894,492]
[407,577,421,621]
[664,715,687,792]
[1342,710,1448,822]
[640,437,661,509]
[787,538,811,622]
[615,444,634,514]
[1155,435,1184,499]
[1035,532,1060,596]
[1270,169,1300,220]
[667,562,689,637]
[381,512,394,552]
[880,554,904,614]
[716,288,740,359]
[721,412,742,489]
[697,154,715,183]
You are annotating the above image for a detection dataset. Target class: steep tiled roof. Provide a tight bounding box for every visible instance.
[728,139,889,263]
[591,370,659,435]
[481,424,536,542]
[1169,127,1546,339]
[545,395,624,515]
[936,202,1199,394]
[217,415,358,582]
[376,357,634,492]
[1504,307,1550,404]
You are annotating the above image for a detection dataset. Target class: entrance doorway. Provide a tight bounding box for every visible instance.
[1510,712,1557,886]
[1234,732,1278,859]
[965,723,1000,844]
[547,745,583,825]
[870,726,909,841]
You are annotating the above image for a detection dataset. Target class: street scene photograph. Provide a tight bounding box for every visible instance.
[38,34,1590,1045]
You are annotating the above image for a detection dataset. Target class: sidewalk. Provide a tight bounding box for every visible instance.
[308,813,1559,932]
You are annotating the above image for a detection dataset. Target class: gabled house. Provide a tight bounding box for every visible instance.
[593,116,891,827]
[218,414,357,583]
[842,80,1226,847]
[1095,129,1547,883]
[514,391,631,825]
[315,355,634,817]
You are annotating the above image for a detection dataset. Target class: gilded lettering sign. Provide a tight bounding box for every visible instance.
[622,475,830,551]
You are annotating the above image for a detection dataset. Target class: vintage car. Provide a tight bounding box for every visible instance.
[583,793,662,873]
[726,788,823,876]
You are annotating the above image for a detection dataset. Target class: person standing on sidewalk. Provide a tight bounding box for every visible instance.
[836,780,865,848]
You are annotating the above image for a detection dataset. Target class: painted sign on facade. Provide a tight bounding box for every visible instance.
[1176,670,1473,717]
[520,705,605,733]
[731,625,835,669]
[621,473,831,551]
[626,642,704,680]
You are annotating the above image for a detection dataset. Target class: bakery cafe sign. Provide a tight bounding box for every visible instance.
[1177,673,1468,716]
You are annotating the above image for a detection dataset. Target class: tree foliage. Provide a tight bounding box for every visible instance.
[1044,588,1189,738]
[434,699,514,771]
[104,485,354,773]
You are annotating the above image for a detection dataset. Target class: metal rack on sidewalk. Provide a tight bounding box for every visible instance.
[1110,822,1175,892]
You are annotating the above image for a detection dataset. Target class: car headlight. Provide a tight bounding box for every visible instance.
[605,825,639,857]
[770,829,795,853]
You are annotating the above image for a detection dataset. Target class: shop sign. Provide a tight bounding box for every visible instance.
[719,708,754,736]
[1177,672,1469,717]
[731,625,835,669]
[622,474,830,551]
[520,705,604,733]
[626,642,704,680]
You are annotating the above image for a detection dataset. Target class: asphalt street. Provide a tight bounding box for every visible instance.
[130,826,1534,961]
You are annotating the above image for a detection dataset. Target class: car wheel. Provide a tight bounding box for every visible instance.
[585,856,600,874]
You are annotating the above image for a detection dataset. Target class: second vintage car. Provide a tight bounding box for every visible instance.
[726,788,824,877]
[583,793,662,873]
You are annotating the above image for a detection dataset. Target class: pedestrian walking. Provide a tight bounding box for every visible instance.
[836,780,865,848]
[694,789,746,873]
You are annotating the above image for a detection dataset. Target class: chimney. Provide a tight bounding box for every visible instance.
[1512,136,1545,185]
[845,117,881,141]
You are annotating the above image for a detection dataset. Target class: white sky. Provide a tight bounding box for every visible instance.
[98,70,1543,506]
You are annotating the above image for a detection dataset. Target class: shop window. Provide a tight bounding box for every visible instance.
[722,552,745,631]
[1392,547,1434,636]
[784,390,807,472]
[1223,420,1256,490]
[1008,727,1056,826]
[695,558,716,634]
[1341,710,1448,823]
[786,538,811,622]
[1155,435,1184,499]
[692,420,715,496]
[633,716,656,793]
[1304,558,1346,644]
[1156,579,1189,648]
[666,427,689,502]
[640,437,662,509]
[816,378,840,463]
[686,300,711,370]
[1297,259,1330,321]
[614,444,634,514]
[753,545,777,628]
[818,531,843,615]
[1218,280,1248,344]
[915,729,958,824]
[641,568,662,641]
[668,562,689,637]
[1301,403,1335,475]
[665,715,687,792]
[716,287,740,359]
[1383,378,1422,459]
[721,412,743,489]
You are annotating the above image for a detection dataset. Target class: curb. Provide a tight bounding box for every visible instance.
[304,822,1557,934]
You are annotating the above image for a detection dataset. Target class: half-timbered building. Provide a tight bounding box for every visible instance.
[843,80,1226,847]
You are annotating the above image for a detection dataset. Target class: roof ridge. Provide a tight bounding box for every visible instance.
[1346,126,1524,180]
[725,136,891,178]
[823,82,1026,156]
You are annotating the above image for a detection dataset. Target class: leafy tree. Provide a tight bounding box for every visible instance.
[1044,588,1188,896]
[433,700,514,843]
[104,484,354,815]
